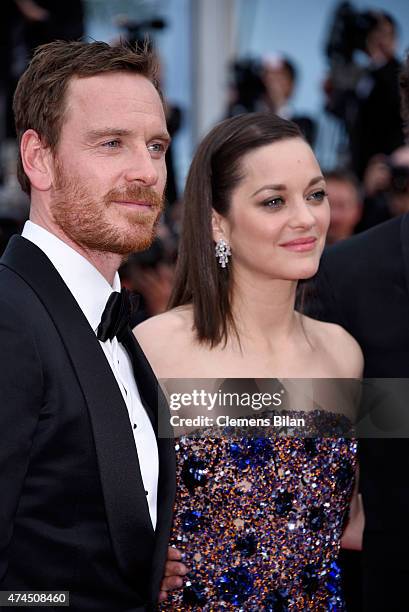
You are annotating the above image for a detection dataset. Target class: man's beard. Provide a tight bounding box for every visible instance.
[51,162,164,255]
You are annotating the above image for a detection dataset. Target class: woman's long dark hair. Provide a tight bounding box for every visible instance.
[169,112,303,347]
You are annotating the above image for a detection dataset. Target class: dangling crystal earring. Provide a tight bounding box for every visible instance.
[215,239,231,268]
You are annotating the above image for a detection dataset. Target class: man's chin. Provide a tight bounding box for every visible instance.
[58,215,159,257]
[107,231,156,256]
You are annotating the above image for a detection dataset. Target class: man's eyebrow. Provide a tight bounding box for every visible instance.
[154,131,172,144]
[85,128,171,143]
[85,128,132,140]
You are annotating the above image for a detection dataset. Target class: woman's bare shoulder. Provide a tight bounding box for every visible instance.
[302,315,364,378]
[133,306,193,345]
[133,306,194,373]
[134,306,222,378]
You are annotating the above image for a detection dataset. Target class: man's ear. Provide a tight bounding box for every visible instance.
[20,129,54,191]
[211,210,229,244]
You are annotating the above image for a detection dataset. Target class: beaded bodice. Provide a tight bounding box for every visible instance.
[161,411,356,611]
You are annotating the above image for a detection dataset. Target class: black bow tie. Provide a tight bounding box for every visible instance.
[97,288,139,342]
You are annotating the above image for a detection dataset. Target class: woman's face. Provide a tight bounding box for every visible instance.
[214,137,330,281]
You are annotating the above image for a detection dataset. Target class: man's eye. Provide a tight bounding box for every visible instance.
[148,142,166,154]
[102,140,121,148]
[308,190,328,202]
[262,197,284,209]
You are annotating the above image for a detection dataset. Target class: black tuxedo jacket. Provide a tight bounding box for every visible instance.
[311,214,409,610]
[0,236,176,611]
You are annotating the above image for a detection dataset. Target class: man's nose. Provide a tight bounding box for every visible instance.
[123,147,159,186]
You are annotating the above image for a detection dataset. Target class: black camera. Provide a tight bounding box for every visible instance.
[117,17,167,49]
[325,2,380,63]
[324,2,392,125]
[227,58,266,116]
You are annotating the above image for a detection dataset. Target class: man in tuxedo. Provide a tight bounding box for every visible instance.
[0,40,179,610]
[310,55,409,612]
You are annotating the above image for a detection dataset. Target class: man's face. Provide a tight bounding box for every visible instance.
[376,18,396,59]
[327,179,361,243]
[262,65,294,106]
[50,72,169,255]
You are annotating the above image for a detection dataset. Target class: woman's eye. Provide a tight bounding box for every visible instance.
[262,197,285,209]
[308,189,328,202]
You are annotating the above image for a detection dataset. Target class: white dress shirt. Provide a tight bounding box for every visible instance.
[22,221,159,529]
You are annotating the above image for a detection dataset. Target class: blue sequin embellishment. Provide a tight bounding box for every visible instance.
[216,567,254,604]
[182,456,208,490]
[181,510,202,532]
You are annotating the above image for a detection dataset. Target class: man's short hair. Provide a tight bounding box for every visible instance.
[13,40,161,194]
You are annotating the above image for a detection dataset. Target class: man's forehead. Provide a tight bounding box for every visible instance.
[65,72,163,114]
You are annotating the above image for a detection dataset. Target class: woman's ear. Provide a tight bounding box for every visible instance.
[211,210,229,244]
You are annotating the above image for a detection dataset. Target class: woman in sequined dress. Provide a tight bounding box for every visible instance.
[135,113,363,610]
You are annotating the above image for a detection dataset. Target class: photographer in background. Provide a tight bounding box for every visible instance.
[325,2,404,177]
[325,169,362,244]
[350,11,404,178]
[226,55,316,145]
[226,57,267,116]
[356,146,409,232]
[261,55,316,145]
[18,0,84,54]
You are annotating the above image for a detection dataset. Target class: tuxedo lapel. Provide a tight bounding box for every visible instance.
[120,329,156,430]
[1,236,155,581]
[120,329,176,599]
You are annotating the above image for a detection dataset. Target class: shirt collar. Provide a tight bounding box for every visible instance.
[22,220,121,333]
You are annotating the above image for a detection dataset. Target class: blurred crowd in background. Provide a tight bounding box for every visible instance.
[0,0,408,321]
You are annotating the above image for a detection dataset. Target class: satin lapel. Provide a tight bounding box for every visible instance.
[120,329,176,600]
[400,213,409,297]
[120,330,156,430]
[1,236,155,580]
